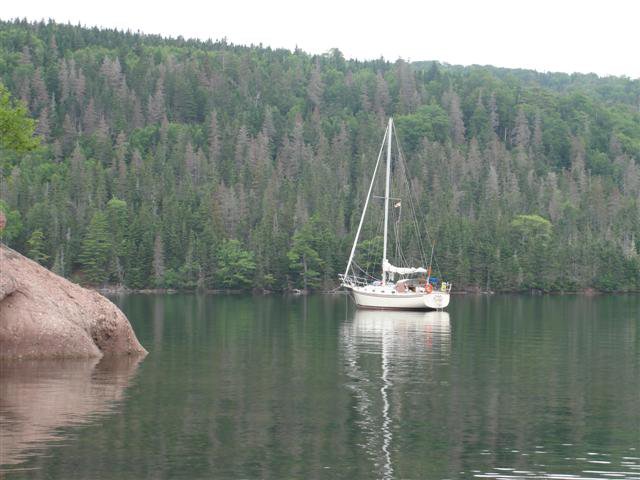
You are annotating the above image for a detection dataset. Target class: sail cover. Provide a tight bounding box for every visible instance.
[383,259,427,275]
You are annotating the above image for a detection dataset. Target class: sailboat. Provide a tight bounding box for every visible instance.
[340,118,451,310]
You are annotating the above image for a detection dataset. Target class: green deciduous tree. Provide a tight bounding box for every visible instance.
[0,200,22,242]
[355,236,383,275]
[287,216,338,290]
[510,215,552,245]
[0,82,39,156]
[216,239,256,289]
[288,228,323,290]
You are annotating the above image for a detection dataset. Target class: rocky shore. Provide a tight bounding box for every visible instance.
[0,244,147,359]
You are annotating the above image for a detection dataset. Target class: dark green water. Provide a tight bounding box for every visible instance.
[1,294,638,479]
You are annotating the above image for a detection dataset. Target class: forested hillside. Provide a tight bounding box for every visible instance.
[1,19,639,292]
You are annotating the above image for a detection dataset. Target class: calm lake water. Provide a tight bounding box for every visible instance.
[1,294,638,479]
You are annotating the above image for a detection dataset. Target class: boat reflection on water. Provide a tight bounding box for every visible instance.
[0,355,144,469]
[342,309,451,479]
[349,309,451,354]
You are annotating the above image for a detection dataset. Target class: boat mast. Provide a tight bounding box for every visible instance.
[382,118,393,286]
[342,125,389,282]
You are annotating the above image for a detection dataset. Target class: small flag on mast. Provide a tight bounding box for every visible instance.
[394,201,401,208]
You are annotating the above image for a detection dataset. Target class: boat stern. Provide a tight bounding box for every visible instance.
[424,291,450,310]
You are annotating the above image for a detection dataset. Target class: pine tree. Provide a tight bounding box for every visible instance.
[79,211,112,284]
[107,198,128,284]
[153,232,165,286]
[27,230,48,265]
[443,87,466,145]
[307,62,324,110]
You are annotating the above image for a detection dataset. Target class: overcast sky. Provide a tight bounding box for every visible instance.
[3,0,638,78]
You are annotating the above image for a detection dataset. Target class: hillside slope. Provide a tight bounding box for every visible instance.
[0,20,638,291]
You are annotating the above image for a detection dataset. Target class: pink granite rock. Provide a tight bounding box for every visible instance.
[0,244,147,359]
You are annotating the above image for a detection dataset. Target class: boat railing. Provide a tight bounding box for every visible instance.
[338,274,371,288]
[340,274,453,293]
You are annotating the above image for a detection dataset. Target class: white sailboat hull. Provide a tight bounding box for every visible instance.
[350,286,450,310]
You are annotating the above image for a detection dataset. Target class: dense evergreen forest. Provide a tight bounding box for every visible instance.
[1,19,639,292]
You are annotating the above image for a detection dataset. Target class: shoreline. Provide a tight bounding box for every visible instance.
[93,285,639,296]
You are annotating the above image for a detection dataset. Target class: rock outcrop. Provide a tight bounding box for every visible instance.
[0,244,147,359]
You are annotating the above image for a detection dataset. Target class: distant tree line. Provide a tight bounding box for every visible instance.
[0,20,638,292]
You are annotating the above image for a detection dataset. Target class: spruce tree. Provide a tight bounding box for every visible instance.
[79,211,112,284]
[27,230,48,265]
